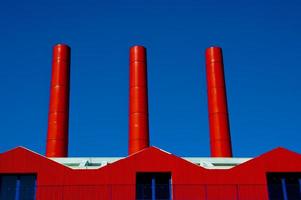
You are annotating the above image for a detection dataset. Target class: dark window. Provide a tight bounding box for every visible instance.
[0,174,36,200]
[267,173,301,200]
[136,173,171,200]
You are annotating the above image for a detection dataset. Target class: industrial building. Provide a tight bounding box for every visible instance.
[0,44,300,200]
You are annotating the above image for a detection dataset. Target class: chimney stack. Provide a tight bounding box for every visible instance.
[46,44,70,157]
[205,46,232,157]
[128,45,150,155]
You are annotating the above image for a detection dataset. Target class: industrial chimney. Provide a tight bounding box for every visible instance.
[205,46,233,157]
[128,45,150,155]
[46,44,70,157]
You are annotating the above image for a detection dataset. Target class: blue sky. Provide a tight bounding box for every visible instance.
[0,0,300,157]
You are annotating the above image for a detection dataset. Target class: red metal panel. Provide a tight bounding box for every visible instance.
[46,44,70,157]
[1,147,301,199]
[205,46,233,157]
[206,185,238,200]
[128,46,150,155]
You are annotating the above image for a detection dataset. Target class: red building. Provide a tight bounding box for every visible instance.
[0,45,300,200]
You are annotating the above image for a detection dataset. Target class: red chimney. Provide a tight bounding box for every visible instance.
[128,45,150,155]
[46,44,70,157]
[205,46,233,157]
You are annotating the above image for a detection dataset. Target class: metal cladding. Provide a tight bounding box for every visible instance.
[46,44,70,157]
[205,47,233,157]
[128,45,150,155]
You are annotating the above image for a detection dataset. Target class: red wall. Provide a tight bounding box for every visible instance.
[1,146,301,200]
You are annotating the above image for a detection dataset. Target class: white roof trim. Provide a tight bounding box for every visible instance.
[183,157,251,169]
[50,157,123,169]
[50,156,251,170]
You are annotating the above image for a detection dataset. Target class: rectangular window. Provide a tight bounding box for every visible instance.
[267,173,301,200]
[136,172,171,200]
[0,174,36,200]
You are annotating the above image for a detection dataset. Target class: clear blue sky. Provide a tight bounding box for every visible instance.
[0,0,300,157]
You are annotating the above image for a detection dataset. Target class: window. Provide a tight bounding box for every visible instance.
[0,174,36,200]
[267,173,301,200]
[136,172,171,200]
